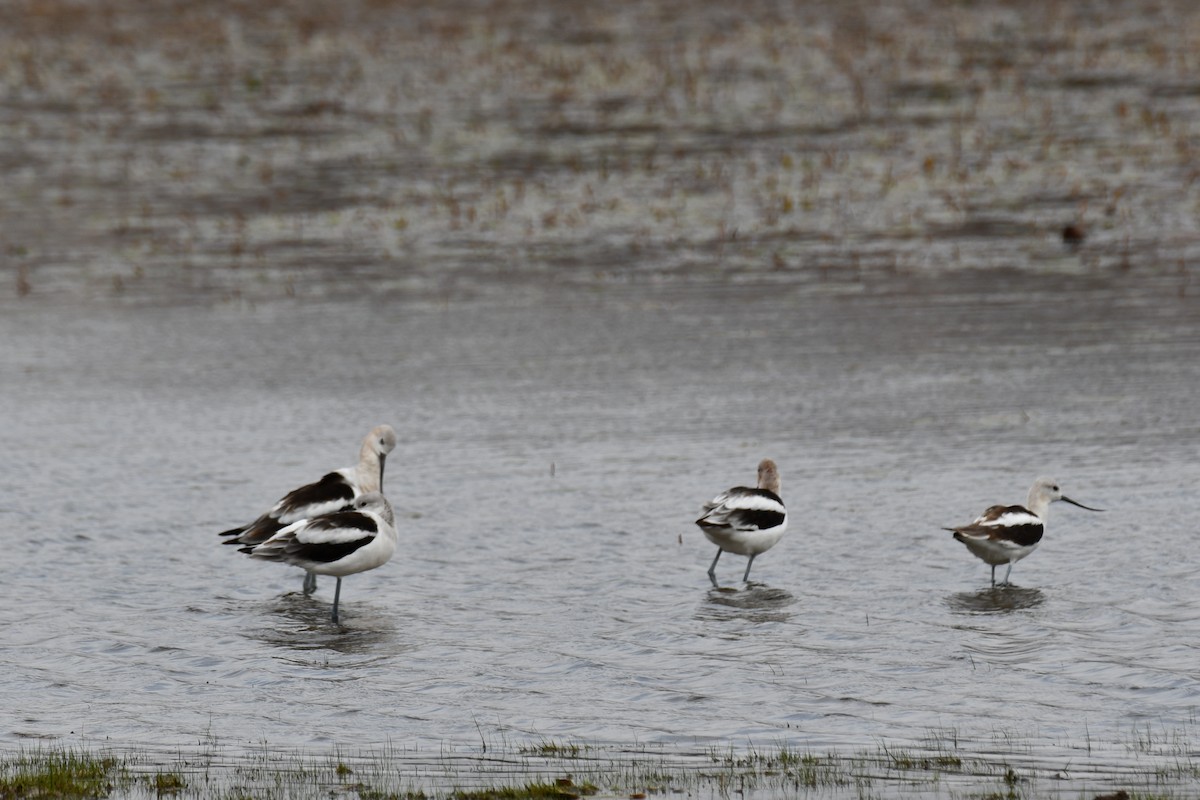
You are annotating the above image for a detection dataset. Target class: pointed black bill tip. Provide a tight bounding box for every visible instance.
[1062,495,1104,512]
[379,452,387,488]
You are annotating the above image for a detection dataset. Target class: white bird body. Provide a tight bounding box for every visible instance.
[697,488,788,557]
[696,459,787,584]
[219,425,397,593]
[952,507,1044,567]
[241,492,397,622]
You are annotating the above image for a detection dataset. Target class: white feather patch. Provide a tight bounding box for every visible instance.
[976,510,1041,528]
[985,536,1030,552]
[293,522,377,546]
[722,494,786,514]
[274,498,351,524]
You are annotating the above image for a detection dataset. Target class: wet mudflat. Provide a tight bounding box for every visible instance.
[1,1,1199,797]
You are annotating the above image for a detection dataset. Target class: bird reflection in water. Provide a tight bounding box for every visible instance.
[945,586,1045,615]
[698,583,797,624]
[244,592,403,656]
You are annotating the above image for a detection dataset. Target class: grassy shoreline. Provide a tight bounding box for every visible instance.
[4,734,1199,800]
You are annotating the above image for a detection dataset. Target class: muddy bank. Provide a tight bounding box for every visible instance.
[1,0,1198,305]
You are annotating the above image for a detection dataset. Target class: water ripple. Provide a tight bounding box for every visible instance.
[2,277,1199,759]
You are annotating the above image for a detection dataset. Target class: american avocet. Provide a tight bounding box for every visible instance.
[945,476,1103,587]
[696,459,788,586]
[219,424,397,594]
[240,492,397,624]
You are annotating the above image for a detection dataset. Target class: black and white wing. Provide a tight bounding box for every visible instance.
[697,487,787,532]
[949,504,1044,549]
[240,508,380,566]
[219,469,357,546]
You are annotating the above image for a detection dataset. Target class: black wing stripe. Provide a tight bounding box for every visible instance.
[736,509,786,530]
[753,489,784,505]
[288,536,374,563]
[279,472,356,512]
[221,517,286,546]
[698,508,786,531]
[992,523,1043,547]
[305,512,378,534]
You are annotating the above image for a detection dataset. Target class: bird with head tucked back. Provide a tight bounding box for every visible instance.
[240,492,397,624]
[219,424,397,594]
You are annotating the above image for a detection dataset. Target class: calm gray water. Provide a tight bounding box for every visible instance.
[2,272,1198,765]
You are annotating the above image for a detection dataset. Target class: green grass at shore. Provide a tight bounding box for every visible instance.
[2,737,1198,800]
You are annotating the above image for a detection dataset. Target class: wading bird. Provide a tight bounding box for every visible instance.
[946,476,1103,587]
[696,459,788,586]
[219,424,396,594]
[240,492,397,624]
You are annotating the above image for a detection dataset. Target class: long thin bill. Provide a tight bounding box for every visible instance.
[1062,495,1104,512]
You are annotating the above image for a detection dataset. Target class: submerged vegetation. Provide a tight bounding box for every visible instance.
[3,734,1200,800]
[451,780,599,800]
[0,749,118,798]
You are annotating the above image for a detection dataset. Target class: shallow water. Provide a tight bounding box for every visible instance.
[2,1,1200,794]
[2,272,1198,765]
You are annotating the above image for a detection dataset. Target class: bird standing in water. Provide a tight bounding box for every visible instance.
[239,492,397,624]
[219,424,396,594]
[946,476,1103,587]
[696,459,788,586]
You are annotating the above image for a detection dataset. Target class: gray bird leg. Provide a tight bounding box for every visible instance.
[331,577,343,624]
[708,549,723,587]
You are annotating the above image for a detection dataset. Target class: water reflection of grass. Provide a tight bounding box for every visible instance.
[3,736,1199,799]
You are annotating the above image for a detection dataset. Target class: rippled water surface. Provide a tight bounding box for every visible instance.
[2,0,1200,795]
[2,274,1198,759]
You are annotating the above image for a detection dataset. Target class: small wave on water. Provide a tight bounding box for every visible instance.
[697,584,798,625]
[945,586,1047,615]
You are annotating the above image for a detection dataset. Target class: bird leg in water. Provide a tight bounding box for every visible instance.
[331,577,343,624]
